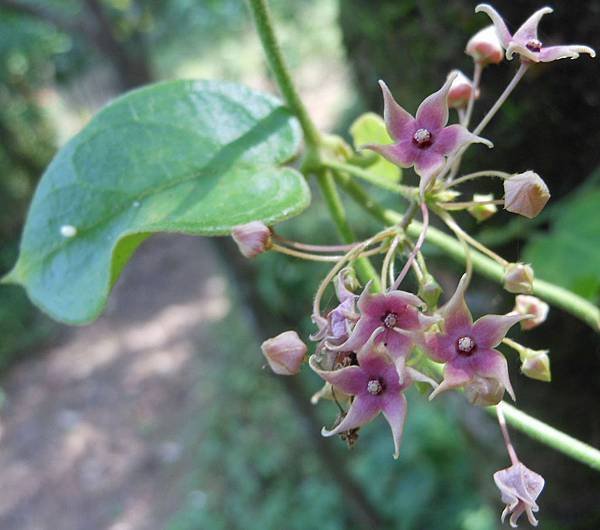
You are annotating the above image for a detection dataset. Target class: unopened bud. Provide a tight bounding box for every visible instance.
[503,171,550,219]
[261,330,307,375]
[503,263,534,294]
[466,25,504,65]
[514,295,549,330]
[231,221,272,258]
[464,375,504,406]
[520,349,551,382]
[447,70,480,109]
[418,274,443,307]
[468,193,497,222]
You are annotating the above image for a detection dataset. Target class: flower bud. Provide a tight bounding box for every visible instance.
[514,295,549,330]
[261,330,307,375]
[231,221,272,258]
[418,274,442,307]
[503,171,550,219]
[464,375,504,406]
[520,349,551,382]
[503,263,534,294]
[467,193,497,222]
[466,25,504,65]
[447,70,479,109]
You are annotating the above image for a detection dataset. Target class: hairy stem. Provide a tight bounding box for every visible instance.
[316,171,381,288]
[247,0,381,287]
[246,0,321,150]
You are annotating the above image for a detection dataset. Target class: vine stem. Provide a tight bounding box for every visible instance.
[246,0,320,150]
[494,402,600,471]
[247,0,380,288]
[333,175,600,331]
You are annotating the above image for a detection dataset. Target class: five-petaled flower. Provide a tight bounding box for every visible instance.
[422,275,525,402]
[310,330,436,458]
[333,283,438,361]
[476,4,596,63]
[364,74,492,196]
[494,462,545,528]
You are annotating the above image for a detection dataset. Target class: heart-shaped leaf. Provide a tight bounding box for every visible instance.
[4,80,310,324]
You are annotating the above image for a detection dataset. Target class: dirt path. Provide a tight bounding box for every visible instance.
[0,235,229,530]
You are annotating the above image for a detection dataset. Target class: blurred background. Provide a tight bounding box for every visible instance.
[0,1,598,529]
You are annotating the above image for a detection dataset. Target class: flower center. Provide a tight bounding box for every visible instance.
[412,128,433,148]
[367,379,384,395]
[456,335,476,355]
[526,39,542,52]
[382,311,398,329]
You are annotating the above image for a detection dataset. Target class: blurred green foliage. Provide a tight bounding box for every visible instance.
[525,184,600,302]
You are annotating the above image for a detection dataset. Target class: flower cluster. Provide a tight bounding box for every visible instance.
[232,4,594,527]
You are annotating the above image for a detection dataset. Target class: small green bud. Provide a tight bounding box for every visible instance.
[418,274,442,307]
[468,193,497,222]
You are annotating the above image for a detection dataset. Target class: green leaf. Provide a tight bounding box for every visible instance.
[4,80,310,324]
[524,187,600,301]
[349,112,401,185]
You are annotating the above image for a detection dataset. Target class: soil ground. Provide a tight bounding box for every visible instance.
[0,235,228,530]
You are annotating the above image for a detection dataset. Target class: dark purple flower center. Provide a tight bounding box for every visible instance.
[412,128,433,148]
[367,378,384,395]
[382,311,399,329]
[526,39,542,52]
[456,335,476,356]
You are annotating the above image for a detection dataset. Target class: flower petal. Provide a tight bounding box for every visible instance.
[440,274,473,333]
[422,332,455,363]
[321,394,381,436]
[362,141,417,168]
[432,124,493,156]
[428,362,472,400]
[415,151,445,196]
[415,73,455,131]
[472,312,525,348]
[512,7,553,45]
[358,286,425,317]
[539,44,596,62]
[378,80,415,140]
[475,4,512,48]
[472,349,515,401]
[309,355,366,395]
[332,314,379,353]
[382,329,414,360]
[381,393,408,459]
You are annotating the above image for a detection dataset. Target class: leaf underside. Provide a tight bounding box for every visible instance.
[5,80,310,324]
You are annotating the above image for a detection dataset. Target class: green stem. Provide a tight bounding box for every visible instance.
[424,359,600,470]
[335,178,600,331]
[246,0,321,150]
[493,402,600,471]
[322,160,415,199]
[247,0,381,288]
[316,171,381,289]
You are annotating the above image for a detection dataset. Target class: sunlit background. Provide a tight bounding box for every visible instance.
[0,1,599,529]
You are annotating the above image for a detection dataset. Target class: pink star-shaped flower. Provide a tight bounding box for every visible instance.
[310,331,436,458]
[476,4,596,63]
[332,283,438,360]
[423,275,525,402]
[364,74,492,195]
